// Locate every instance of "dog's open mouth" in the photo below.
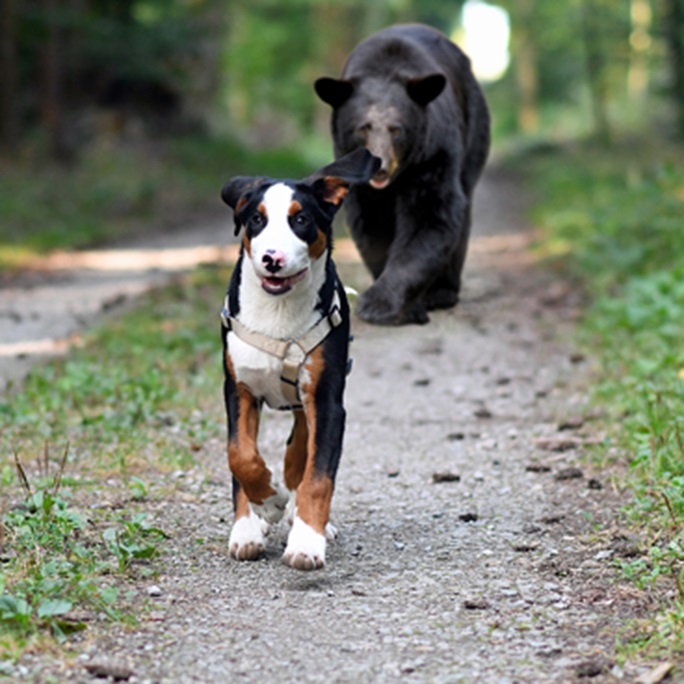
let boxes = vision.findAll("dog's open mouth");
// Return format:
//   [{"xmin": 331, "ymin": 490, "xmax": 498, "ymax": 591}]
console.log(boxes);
[{"xmin": 260, "ymin": 268, "xmax": 308, "ymax": 295}]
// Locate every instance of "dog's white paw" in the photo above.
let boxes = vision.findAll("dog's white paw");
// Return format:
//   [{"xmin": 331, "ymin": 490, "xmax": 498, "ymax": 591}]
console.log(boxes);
[
  {"xmin": 229, "ymin": 509, "xmax": 266, "ymax": 561},
  {"xmin": 252, "ymin": 482, "xmax": 289, "ymax": 524},
  {"xmin": 283, "ymin": 516, "xmax": 326, "ymax": 571}
]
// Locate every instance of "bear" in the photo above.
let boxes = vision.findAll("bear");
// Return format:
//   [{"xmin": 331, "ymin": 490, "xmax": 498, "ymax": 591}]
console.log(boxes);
[{"xmin": 315, "ymin": 23, "xmax": 491, "ymax": 325}]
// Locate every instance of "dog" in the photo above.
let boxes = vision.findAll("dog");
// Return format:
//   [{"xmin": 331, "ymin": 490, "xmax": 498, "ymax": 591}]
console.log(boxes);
[{"xmin": 219, "ymin": 149, "xmax": 380, "ymax": 570}]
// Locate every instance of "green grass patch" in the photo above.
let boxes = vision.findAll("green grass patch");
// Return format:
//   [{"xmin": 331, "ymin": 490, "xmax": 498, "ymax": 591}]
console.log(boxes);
[
  {"xmin": 525, "ymin": 136, "xmax": 684, "ymax": 658},
  {"xmin": 0, "ymin": 135, "xmax": 312, "ymax": 271},
  {"xmin": 0, "ymin": 264, "xmax": 231, "ymax": 653}
]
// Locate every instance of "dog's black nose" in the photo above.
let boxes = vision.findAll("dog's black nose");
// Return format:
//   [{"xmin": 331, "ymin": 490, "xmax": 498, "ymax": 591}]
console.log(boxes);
[{"xmin": 262, "ymin": 251, "xmax": 284, "ymax": 274}]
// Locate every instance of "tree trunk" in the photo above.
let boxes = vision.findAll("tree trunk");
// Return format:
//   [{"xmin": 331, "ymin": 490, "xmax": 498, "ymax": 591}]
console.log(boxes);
[
  {"xmin": 628, "ymin": 0, "xmax": 651, "ymax": 104},
  {"xmin": 0, "ymin": 0, "xmax": 19, "ymax": 151},
  {"xmin": 511, "ymin": 0, "xmax": 539, "ymax": 133},
  {"xmin": 580, "ymin": 0, "xmax": 612, "ymax": 144},
  {"xmin": 665, "ymin": 0, "xmax": 684, "ymax": 137},
  {"xmin": 42, "ymin": 0, "xmax": 70, "ymax": 161}
]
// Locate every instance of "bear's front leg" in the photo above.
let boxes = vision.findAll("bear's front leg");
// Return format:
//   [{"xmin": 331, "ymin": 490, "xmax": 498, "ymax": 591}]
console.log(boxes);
[
  {"xmin": 358, "ymin": 195, "xmax": 467, "ymax": 325},
  {"xmin": 357, "ymin": 283, "xmax": 429, "ymax": 325}
]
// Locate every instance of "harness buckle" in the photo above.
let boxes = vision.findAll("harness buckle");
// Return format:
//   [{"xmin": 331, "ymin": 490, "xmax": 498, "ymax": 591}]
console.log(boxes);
[{"xmin": 328, "ymin": 304, "xmax": 343, "ymax": 329}]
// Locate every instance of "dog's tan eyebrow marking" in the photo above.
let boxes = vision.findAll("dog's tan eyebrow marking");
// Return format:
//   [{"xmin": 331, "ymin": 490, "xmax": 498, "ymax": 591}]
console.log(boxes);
[
  {"xmin": 308, "ymin": 228, "xmax": 327, "ymax": 260},
  {"xmin": 236, "ymin": 197, "xmax": 249, "ymax": 214},
  {"xmin": 289, "ymin": 200, "xmax": 303, "ymax": 216},
  {"xmin": 258, "ymin": 202, "xmax": 268, "ymax": 218},
  {"xmin": 243, "ymin": 233, "xmax": 252, "ymax": 257}
]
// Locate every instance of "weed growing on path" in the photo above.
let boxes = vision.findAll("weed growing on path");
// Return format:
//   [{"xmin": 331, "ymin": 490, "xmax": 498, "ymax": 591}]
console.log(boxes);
[
  {"xmin": 0, "ymin": 265, "xmax": 231, "ymax": 654},
  {"xmin": 526, "ymin": 138, "xmax": 684, "ymax": 659}
]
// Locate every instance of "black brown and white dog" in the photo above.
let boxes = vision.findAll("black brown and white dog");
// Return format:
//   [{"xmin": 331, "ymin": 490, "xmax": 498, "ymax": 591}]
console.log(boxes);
[{"xmin": 219, "ymin": 149, "xmax": 380, "ymax": 570}]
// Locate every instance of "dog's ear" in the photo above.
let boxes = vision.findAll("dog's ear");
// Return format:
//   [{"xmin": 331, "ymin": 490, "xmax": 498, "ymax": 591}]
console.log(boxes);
[
  {"xmin": 308, "ymin": 149, "xmax": 382, "ymax": 207},
  {"xmin": 314, "ymin": 77, "xmax": 354, "ymax": 109},
  {"xmin": 406, "ymin": 73, "xmax": 446, "ymax": 106},
  {"xmin": 221, "ymin": 177, "xmax": 264, "ymax": 236}
]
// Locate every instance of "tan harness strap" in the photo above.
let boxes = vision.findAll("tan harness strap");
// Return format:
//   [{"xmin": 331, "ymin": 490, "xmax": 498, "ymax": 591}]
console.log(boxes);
[{"xmin": 222, "ymin": 290, "xmax": 343, "ymax": 409}]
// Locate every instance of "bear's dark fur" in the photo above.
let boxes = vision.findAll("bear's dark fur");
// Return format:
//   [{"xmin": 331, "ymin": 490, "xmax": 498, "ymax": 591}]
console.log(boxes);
[{"xmin": 315, "ymin": 24, "xmax": 490, "ymax": 325}]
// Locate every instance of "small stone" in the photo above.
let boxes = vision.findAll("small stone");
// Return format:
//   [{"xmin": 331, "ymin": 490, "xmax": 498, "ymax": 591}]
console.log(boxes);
[
  {"xmin": 587, "ymin": 478, "xmax": 603, "ymax": 490},
  {"xmin": 540, "ymin": 514, "xmax": 564, "ymax": 524},
  {"xmin": 447, "ymin": 432, "xmax": 465, "ymax": 441},
  {"xmin": 555, "ymin": 467, "xmax": 584, "ymax": 481},
  {"xmin": 526, "ymin": 463, "xmax": 551, "ymax": 473},
  {"xmin": 432, "ymin": 472, "xmax": 461, "ymax": 483},
  {"xmin": 147, "ymin": 585, "xmax": 162, "ymax": 597},
  {"xmin": 558, "ymin": 417, "xmax": 584, "ymax": 431},
  {"xmin": 576, "ymin": 659, "xmax": 610, "ymax": 677},
  {"xmin": 84, "ymin": 659, "xmax": 134, "ymax": 681},
  {"xmin": 463, "ymin": 599, "xmax": 490, "ymax": 610},
  {"xmin": 459, "ymin": 512, "xmax": 478, "ymax": 523}
]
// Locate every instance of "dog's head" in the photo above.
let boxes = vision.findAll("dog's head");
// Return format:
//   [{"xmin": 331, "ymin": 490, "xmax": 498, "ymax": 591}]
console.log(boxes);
[{"xmin": 221, "ymin": 149, "xmax": 380, "ymax": 296}]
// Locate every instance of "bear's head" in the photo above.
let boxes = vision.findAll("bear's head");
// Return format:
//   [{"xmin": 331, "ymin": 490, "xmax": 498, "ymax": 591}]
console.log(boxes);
[{"xmin": 315, "ymin": 74, "xmax": 446, "ymax": 190}]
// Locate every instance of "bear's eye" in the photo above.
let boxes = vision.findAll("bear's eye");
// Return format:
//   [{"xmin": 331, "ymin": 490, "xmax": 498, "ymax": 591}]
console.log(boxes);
[
  {"xmin": 357, "ymin": 123, "xmax": 372, "ymax": 136},
  {"xmin": 388, "ymin": 125, "xmax": 402, "ymax": 138}
]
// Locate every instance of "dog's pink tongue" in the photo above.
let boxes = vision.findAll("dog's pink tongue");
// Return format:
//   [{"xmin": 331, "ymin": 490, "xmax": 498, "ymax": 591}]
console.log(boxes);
[{"xmin": 260, "ymin": 268, "xmax": 308, "ymax": 294}]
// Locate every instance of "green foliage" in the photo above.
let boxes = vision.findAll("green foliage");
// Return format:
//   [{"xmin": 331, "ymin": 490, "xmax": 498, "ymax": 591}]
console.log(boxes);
[
  {"xmin": 0, "ymin": 269, "xmax": 227, "ymax": 454},
  {"xmin": 0, "ymin": 266, "xmax": 230, "ymax": 648},
  {"xmin": 1, "ymin": 487, "xmax": 128, "ymax": 642},
  {"xmin": 528, "ymin": 138, "xmax": 684, "ymax": 657},
  {"xmin": 103, "ymin": 514, "xmax": 169, "ymax": 573},
  {"xmin": 0, "ymin": 135, "xmax": 311, "ymax": 270}
]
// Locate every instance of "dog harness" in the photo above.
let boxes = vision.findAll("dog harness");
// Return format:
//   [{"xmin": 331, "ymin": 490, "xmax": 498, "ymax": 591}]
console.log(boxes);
[{"xmin": 221, "ymin": 291, "xmax": 344, "ymax": 410}]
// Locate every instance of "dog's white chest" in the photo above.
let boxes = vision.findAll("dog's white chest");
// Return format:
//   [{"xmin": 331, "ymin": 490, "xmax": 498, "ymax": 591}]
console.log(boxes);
[{"xmin": 228, "ymin": 333, "xmax": 310, "ymax": 409}]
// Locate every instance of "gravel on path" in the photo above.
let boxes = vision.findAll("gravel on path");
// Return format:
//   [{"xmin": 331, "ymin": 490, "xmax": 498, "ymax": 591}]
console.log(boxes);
[{"xmin": 3, "ymin": 169, "xmax": 653, "ymax": 683}]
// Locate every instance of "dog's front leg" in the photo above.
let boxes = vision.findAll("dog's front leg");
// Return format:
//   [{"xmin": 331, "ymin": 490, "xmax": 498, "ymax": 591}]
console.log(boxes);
[
  {"xmin": 283, "ymin": 347, "xmax": 345, "ymax": 571},
  {"xmin": 227, "ymin": 380, "xmax": 288, "ymax": 560}
]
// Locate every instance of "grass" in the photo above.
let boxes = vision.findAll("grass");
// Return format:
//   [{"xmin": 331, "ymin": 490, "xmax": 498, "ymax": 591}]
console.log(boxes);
[
  {"xmin": 0, "ymin": 134, "xmax": 317, "ymax": 654},
  {"xmin": 0, "ymin": 134, "xmax": 315, "ymax": 271},
  {"xmin": 524, "ymin": 135, "xmax": 684, "ymax": 658},
  {"xmin": 0, "ymin": 264, "xmax": 231, "ymax": 656}
]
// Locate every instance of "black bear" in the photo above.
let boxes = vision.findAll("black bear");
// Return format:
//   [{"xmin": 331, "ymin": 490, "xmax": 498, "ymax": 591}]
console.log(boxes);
[{"xmin": 315, "ymin": 23, "xmax": 490, "ymax": 325}]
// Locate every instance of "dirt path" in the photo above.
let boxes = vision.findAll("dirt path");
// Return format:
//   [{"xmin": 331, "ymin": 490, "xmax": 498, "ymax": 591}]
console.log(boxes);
[{"xmin": 5, "ymin": 169, "xmax": 651, "ymax": 682}]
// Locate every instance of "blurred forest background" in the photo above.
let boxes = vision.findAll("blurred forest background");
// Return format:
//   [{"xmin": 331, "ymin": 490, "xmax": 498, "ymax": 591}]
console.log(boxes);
[
  {"xmin": 0, "ymin": 0, "xmax": 683, "ymax": 257},
  {"xmin": 2, "ymin": 0, "xmax": 684, "ymax": 655}
]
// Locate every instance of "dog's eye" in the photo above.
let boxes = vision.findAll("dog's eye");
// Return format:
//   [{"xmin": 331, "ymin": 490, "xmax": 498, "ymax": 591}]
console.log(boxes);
[
  {"xmin": 357, "ymin": 123, "xmax": 372, "ymax": 136},
  {"xmin": 388, "ymin": 125, "xmax": 402, "ymax": 138},
  {"xmin": 249, "ymin": 213, "xmax": 266, "ymax": 229},
  {"xmin": 293, "ymin": 214, "xmax": 310, "ymax": 228}
]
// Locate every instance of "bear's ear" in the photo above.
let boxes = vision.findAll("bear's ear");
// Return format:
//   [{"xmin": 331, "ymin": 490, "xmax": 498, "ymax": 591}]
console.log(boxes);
[
  {"xmin": 406, "ymin": 73, "xmax": 447, "ymax": 106},
  {"xmin": 315, "ymin": 77, "xmax": 355, "ymax": 108},
  {"xmin": 308, "ymin": 149, "xmax": 382, "ymax": 207},
  {"xmin": 221, "ymin": 177, "xmax": 264, "ymax": 236}
]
